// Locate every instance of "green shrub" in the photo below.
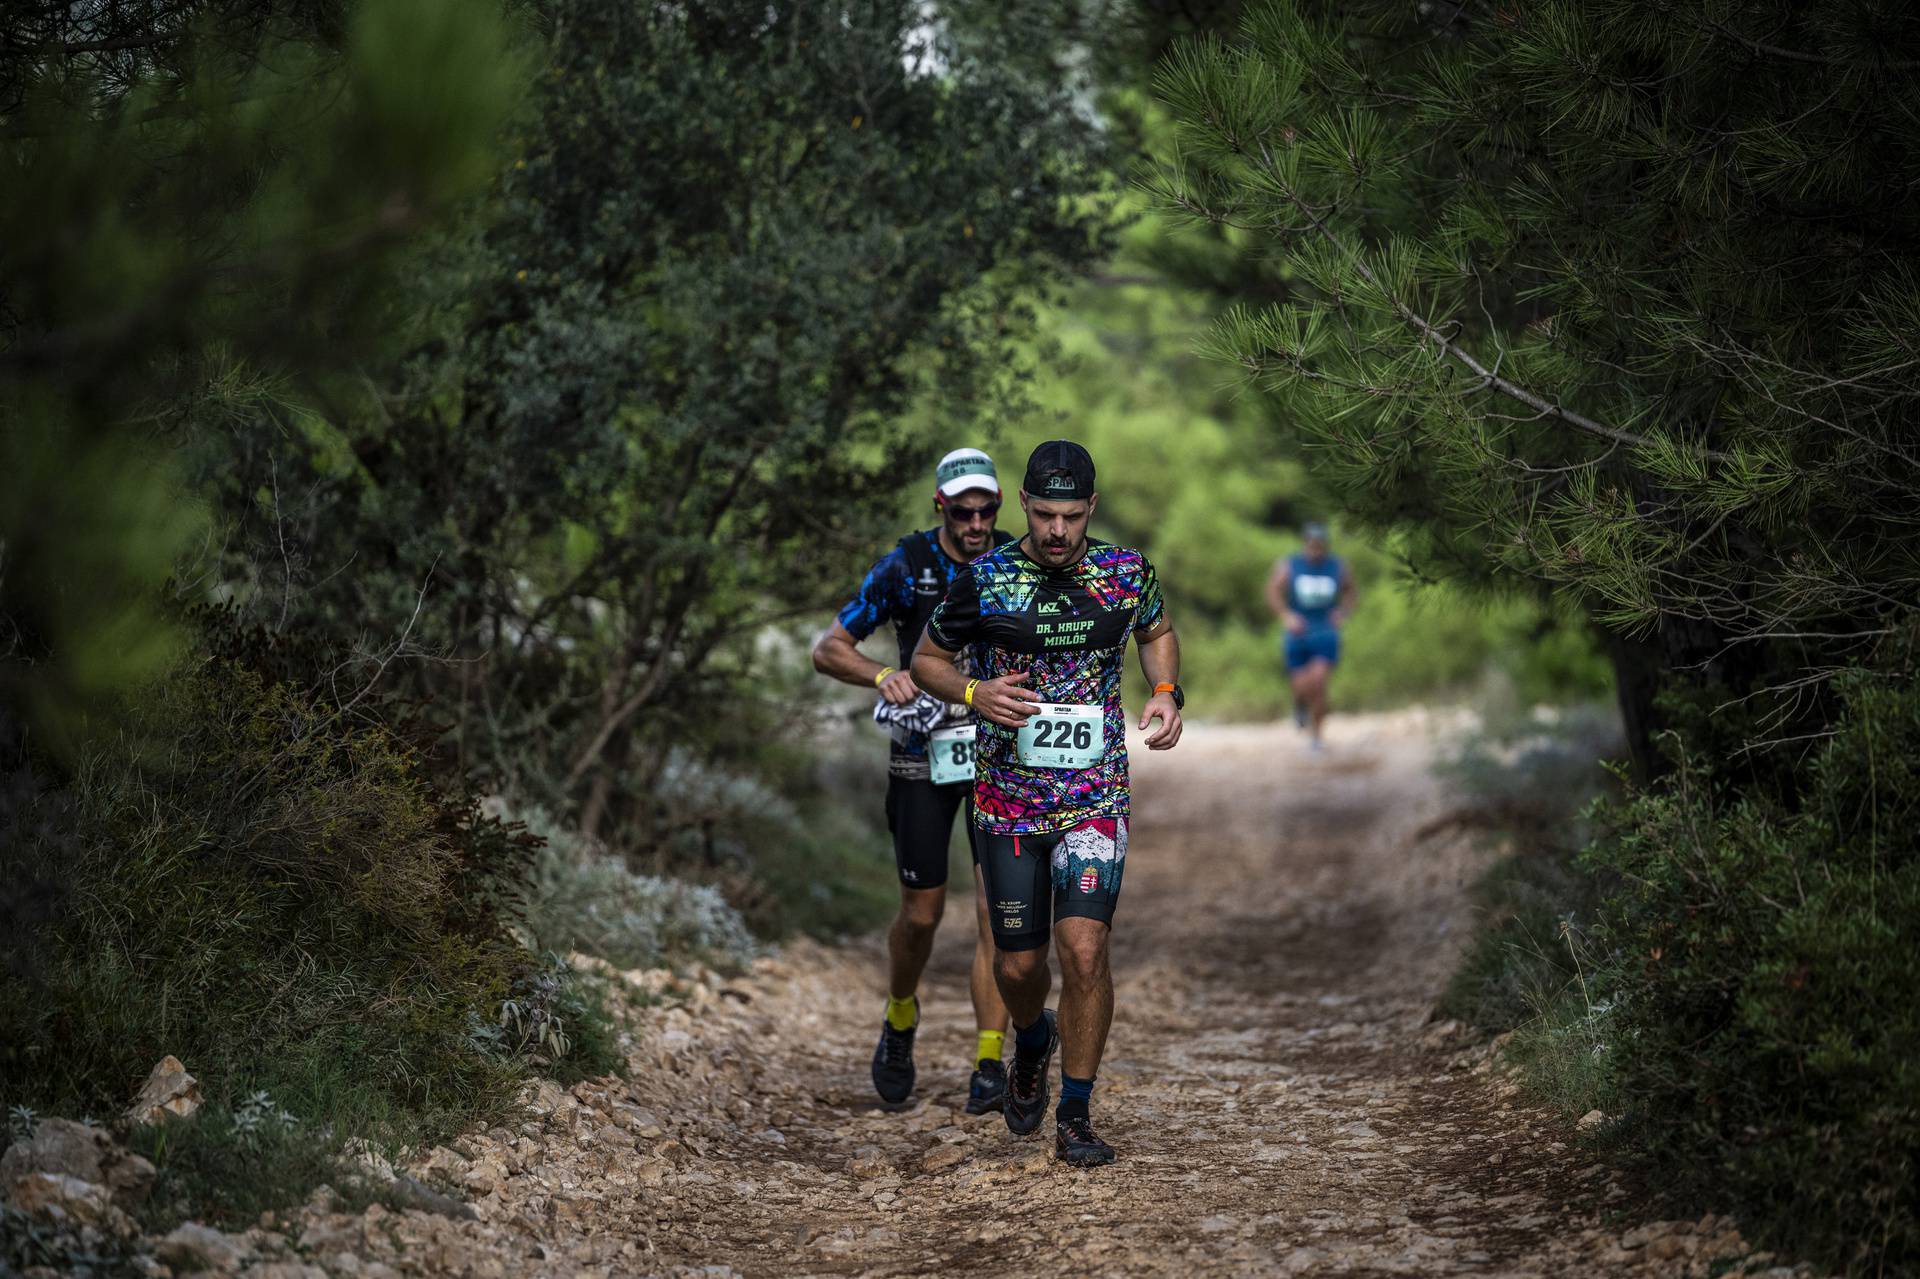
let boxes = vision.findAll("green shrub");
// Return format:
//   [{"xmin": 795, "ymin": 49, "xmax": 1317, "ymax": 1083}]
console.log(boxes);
[
  {"xmin": 127, "ymin": 1093, "xmax": 399, "ymax": 1232},
  {"xmin": 634, "ymin": 715, "xmax": 900, "ymax": 943},
  {"xmin": 521, "ymin": 808, "xmax": 759, "ymax": 972},
  {"xmin": 0, "ymin": 654, "xmax": 524, "ymax": 1125},
  {"xmin": 722, "ymin": 795, "xmax": 901, "ymax": 942},
  {"xmin": 1440, "ymin": 702, "xmax": 1623, "ymax": 1033},
  {"xmin": 1442, "ymin": 847, "xmax": 1608, "ymax": 1036},
  {"xmin": 1584, "ymin": 674, "xmax": 1920, "ymax": 1272},
  {"xmin": 0, "ymin": 636, "xmax": 618, "ymax": 1224}
]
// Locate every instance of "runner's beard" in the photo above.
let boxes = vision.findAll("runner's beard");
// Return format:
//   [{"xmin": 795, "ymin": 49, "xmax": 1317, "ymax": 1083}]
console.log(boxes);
[
  {"xmin": 952, "ymin": 525, "xmax": 990, "ymax": 555},
  {"xmin": 1032, "ymin": 534, "xmax": 1084, "ymax": 567}
]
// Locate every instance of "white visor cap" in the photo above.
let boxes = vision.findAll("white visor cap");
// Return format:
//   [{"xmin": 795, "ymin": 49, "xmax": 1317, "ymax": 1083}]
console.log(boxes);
[{"xmin": 935, "ymin": 447, "xmax": 1000, "ymax": 498}]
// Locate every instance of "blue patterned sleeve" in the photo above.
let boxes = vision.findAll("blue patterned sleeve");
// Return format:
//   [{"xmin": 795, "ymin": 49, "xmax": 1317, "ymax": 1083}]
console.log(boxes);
[
  {"xmin": 835, "ymin": 546, "xmax": 910, "ymax": 641},
  {"xmin": 926, "ymin": 565, "xmax": 982, "ymax": 651}
]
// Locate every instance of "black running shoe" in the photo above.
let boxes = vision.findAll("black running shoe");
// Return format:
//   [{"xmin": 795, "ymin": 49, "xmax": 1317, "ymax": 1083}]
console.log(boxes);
[
  {"xmin": 1003, "ymin": 1009, "xmax": 1058, "ymax": 1136},
  {"xmin": 871, "ymin": 1020, "xmax": 916, "ymax": 1105},
  {"xmin": 1055, "ymin": 1113, "xmax": 1116, "ymax": 1167},
  {"xmin": 964, "ymin": 1059, "xmax": 1007, "ymax": 1115}
]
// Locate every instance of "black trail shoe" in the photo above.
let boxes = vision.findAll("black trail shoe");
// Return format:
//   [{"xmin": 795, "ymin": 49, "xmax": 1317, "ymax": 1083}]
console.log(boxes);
[
  {"xmin": 1003, "ymin": 1009, "xmax": 1058, "ymax": 1136},
  {"xmin": 1055, "ymin": 1113, "xmax": 1116, "ymax": 1167},
  {"xmin": 964, "ymin": 1059, "xmax": 1007, "ymax": 1115},
  {"xmin": 871, "ymin": 1020, "xmax": 916, "ymax": 1105}
]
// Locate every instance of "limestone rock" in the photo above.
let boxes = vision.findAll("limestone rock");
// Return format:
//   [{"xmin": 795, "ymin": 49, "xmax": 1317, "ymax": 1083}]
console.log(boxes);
[
  {"xmin": 1575, "ymin": 1109, "xmax": 1607, "ymax": 1133},
  {"xmin": 845, "ymin": 1149, "xmax": 891, "ymax": 1179},
  {"xmin": 5, "ymin": 1171, "xmax": 136, "ymax": 1235},
  {"xmin": 420, "ymin": 1145, "xmax": 471, "ymax": 1183},
  {"xmin": 388, "ymin": 1172, "xmax": 479, "ymax": 1221},
  {"xmin": 0, "ymin": 1117, "xmax": 155, "ymax": 1206},
  {"xmin": 921, "ymin": 1144, "xmax": 967, "ymax": 1173},
  {"xmin": 239, "ymin": 1264, "xmax": 329, "ymax": 1279},
  {"xmin": 341, "ymin": 1138, "xmax": 395, "ymax": 1181},
  {"xmin": 126, "ymin": 1055, "xmax": 201, "ymax": 1128},
  {"xmin": 156, "ymin": 1221, "xmax": 252, "ymax": 1272}
]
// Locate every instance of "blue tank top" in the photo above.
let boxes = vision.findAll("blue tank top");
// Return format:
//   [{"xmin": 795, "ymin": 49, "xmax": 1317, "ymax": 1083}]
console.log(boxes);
[{"xmin": 1286, "ymin": 553, "xmax": 1343, "ymax": 627}]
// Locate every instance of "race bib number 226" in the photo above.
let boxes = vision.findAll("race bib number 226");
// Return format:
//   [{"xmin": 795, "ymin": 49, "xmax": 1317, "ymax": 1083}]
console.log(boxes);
[{"xmin": 1016, "ymin": 703, "xmax": 1105, "ymax": 769}]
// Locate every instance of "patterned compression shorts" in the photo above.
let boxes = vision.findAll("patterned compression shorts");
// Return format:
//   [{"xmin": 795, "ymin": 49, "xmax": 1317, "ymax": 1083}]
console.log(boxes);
[{"xmin": 975, "ymin": 816, "xmax": 1127, "ymax": 951}]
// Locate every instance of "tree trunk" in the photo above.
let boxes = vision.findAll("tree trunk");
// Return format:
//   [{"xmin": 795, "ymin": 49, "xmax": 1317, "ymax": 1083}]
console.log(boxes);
[{"xmin": 1601, "ymin": 627, "xmax": 1666, "ymax": 785}]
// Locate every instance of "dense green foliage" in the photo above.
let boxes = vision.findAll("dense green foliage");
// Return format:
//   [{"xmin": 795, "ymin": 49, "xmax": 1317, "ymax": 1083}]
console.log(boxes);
[
  {"xmin": 521, "ymin": 806, "xmax": 762, "ymax": 972},
  {"xmin": 0, "ymin": 0, "xmax": 548, "ymax": 1224},
  {"xmin": 194, "ymin": 0, "xmax": 1112, "ymax": 847},
  {"xmin": 0, "ymin": 627, "xmax": 609, "ymax": 1223},
  {"xmin": 0, "ymin": 0, "xmax": 1104, "ymax": 1228},
  {"xmin": 1438, "ymin": 703, "xmax": 1623, "ymax": 1036},
  {"xmin": 1584, "ymin": 672, "xmax": 1920, "ymax": 1269},
  {"xmin": 1151, "ymin": 1, "xmax": 1920, "ymax": 765},
  {"xmin": 1151, "ymin": 3, "xmax": 1920, "ymax": 1268},
  {"xmin": 1000, "ymin": 211, "xmax": 1611, "ymax": 716},
  {"xmin": 0, "ymin": 0, "xmax": 520, "ymax": 749},
  {"xmin": 1457, "ymin": 671, "xmax": 1920, "ymax": 1270}
]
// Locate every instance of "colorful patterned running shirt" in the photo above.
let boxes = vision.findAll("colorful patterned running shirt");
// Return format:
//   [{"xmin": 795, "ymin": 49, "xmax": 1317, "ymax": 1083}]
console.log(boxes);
[
  {"xmin": 836, "ymin": 527, "xmax": 1013, "ymax": 779},
  {"xmin": 926, "ymin": 538, "xmax": 1165, "ymax": 835}
]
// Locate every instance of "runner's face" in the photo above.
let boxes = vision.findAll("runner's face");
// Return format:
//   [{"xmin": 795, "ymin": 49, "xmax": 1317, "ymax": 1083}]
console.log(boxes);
[
  {"xmin": 1305, "ymin": 534, "xmax": 1329, "ymax": 559},
  {"xmin": 940, "ymin": 491, "xmax": 1000, "ymax": 555},
  {"xmin": 1020, "ymin": 492, "xmax": 1095, "ymax": 567}
]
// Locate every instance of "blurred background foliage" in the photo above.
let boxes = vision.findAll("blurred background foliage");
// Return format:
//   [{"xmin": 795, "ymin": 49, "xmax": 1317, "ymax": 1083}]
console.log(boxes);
[{"xmin": 973, "ymin": 183, "xmax": 1613, "ymax": 718}]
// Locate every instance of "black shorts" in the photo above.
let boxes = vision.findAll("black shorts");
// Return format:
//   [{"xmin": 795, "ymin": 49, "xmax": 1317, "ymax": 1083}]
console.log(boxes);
[
  {"xmin": 884, "ymin": 775, "xmax": 980, "ymax": 889},
  {"xmin": 975, "ymin": 817, "xmax": 1128, "ymax": 952}
]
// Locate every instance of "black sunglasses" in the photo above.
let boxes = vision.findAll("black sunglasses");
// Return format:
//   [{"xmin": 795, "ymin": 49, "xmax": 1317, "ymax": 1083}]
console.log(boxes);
[{"xmin": 945, "ymin": 501, "xmax": 1001, "ymax": 522}]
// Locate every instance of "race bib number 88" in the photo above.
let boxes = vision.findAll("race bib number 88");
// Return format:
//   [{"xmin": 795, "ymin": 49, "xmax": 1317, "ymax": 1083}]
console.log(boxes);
[
  {"xmin": 928, "ymin": 724, "xmax": 976, "ymax": 786},
  {"xmin": 1016, "ymin": 703, "xmax": 1105, "ymax": 770}
]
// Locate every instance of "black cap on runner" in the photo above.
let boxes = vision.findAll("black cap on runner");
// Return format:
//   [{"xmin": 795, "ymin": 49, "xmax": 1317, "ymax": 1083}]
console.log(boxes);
[{"xmin": 1022, "ymin": 440, "xmax": 1096, "ymax": 502}]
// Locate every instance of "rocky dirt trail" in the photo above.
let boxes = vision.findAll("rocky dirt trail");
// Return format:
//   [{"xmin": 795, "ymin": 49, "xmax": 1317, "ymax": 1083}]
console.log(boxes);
[{"xmin": 58, "ymin": 714, "xmax": 1813, "ymax": 1278}]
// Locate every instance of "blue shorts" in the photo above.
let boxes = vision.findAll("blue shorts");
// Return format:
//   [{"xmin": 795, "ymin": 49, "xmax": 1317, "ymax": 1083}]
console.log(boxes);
[{"xmin": 1285, "ymin": 626, "xmax": 1340, "ymax": 672}]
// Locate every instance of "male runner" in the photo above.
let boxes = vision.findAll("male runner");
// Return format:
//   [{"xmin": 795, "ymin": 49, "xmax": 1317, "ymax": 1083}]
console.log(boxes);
[
  {"xmin": 812, "ymin": 447, "xmax": 1013, "ymax": 1113},
  {"xmin": 911, "ymin": 440, "xmax": 1183, "ymax": 1167},
  {"xmin": 1265, "ymin": 521, "xmax": 1354, "ymax": 752}
]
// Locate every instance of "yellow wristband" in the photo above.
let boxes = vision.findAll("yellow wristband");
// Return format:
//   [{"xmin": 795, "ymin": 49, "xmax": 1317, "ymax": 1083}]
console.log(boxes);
[
  {"xmin": 964, "ymin": 678, "xmax": 980, "ymax": 708},
  {"xmin": 874, "ymin": 666, "xmax": 896, "ymax": 687}
]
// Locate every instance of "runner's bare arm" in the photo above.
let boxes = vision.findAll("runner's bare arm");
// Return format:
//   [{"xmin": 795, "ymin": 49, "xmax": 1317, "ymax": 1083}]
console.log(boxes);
[
  {"xmin": 911, "ymin": 630, "xmax": 1038, "ymax": 729},
  {"xmin": 1135, "ymin": 619, "xmax": 1183, "ymax": 750},
  {"xmin": 812, "ymin": 621, "xmax": 918, "ymax": 705},
  {"xmin": 1265, "ymin": 560, "xmax": 1290, "ymax": 618},
  {"xmin": 1333, "ymin": 571, "xmax": 1358, "ymax": 627}
]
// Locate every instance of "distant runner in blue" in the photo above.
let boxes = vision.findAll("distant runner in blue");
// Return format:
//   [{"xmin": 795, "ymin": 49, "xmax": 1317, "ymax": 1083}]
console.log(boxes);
[{"xmin": 1266, "ymin": 522, "xmax": 1355, "ymax": 752}]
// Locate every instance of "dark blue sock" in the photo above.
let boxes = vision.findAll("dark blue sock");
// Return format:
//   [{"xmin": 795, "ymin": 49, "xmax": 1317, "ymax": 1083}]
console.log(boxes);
[
  {"xmin": 1014, "ymin": 1014, "xmax": 1051, "ymax": 1056},
  {"xmin": 1057, "ymin": 1072, "xmax": 1095, "ymax": 1121}
]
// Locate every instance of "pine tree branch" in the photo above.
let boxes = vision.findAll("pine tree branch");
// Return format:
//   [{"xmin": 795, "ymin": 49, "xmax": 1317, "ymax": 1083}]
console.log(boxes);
[
  {"xmin": 61, "ymin": 33, "xmax": 180, "ymax": 56},
  {"xmin": 1703, "ymin": 20, "xmax": 1920, "ymax": 72},
  {"xmin": 0, "ymin": 206, "xmax": 420, "ymax": 376},
  {"xmin": 1247, "ymin": 139, "xmax": 1726, "ymax": 462}
]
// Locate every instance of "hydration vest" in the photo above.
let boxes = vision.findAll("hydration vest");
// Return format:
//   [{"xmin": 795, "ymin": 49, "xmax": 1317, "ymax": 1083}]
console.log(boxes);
[{"xmin": 890, "ymin": 530, "xmax": 959, "ymax": 671}]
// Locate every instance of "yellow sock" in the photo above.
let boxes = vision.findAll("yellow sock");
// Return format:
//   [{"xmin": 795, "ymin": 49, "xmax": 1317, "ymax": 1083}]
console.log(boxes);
[
  {"xmin": 975, "ymin": 1029, "xmax": 1005, "ymax": 1065},
  {"xmin": 885, "ymin": 995, "xmax": 918, "ymax": 1031}
]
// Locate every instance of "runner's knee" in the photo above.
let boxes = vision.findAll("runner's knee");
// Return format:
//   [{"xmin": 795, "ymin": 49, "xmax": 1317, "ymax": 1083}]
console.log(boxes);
[
  {"xmin": 897, "ymin": 887, "xmax": 945, "ymax": 932},
  {"xmin": 1054, "ymin": 929, "xmax": 1109, "ymax": 989},
  {"xmin": 994, "ymin": 945, "xmax": 1047, "ymax": 985}
]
